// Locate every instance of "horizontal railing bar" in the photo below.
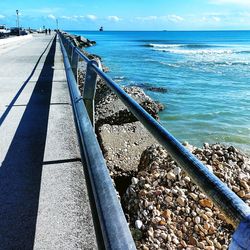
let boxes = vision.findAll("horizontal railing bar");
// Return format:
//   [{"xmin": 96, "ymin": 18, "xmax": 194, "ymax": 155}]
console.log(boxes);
[
  {"xmin": 59, "ymin": 34, "xmax": 136, "ymax": 250},
  {"xmin": 60, "ymin": 31, "xmax": 250, "ymax": 227},
  {"xmin": 75, "ymin": 47, "xmax": 91, "ymax": 62},
  {"xmin": 90, "ymin": 62, "xmax": 250, "ymax": 228}
]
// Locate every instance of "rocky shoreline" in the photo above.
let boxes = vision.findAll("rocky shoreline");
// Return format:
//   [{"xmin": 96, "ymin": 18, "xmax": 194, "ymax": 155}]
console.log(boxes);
[
  {"xmin": 124, "ymin": 143, "xmax": 249, "ymax": 249},
  {"xmin": 62, "ymin": 32, "xmax": 96, "ymax": 48},
  {"xmin": 67, "ymin": 33, "xmax": 250, "ymax": 249}
]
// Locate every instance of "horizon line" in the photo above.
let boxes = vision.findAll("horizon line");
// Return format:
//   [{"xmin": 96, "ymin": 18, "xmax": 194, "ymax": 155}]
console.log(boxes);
[{"xmin": 65, "ymin": 29, "xmax": 250, "ymax": 32}]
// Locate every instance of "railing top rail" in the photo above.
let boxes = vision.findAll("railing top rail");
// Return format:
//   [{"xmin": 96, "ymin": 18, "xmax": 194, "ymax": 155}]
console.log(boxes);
[
  {"xmin": 59, "ymin": 32, "xmax": 250, "ymax": 246},
  {"xmin": 75, "ymin": 47, "xmax": 90, "ymax": 62},
  {"xmin": 59, "ymin": 33, "xmax": 136, "ymax": 250},
  {"xmin": 90, "ymin": 61, "xmax": 250, "ymax": 226}
]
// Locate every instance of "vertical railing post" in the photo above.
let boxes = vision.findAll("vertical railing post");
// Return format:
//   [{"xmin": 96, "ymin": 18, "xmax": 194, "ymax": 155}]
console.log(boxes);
[
  {"xmin": 70, "ymin": 45, "xmax": 74, "ymax": 61},
  {"xmin": 71, "ymin": 47, "xmax": 79, "ymax": 84},
  {"xmin": 83, "ymin": 58, "xmax": 102, "ymax": 127},
  {"xmin": 229, "ymin": 215, "xmax": 250, "ymax": 249},
  {"xmin": 66, "ymin": 39, "xmax": 70, "ymax": 54}
]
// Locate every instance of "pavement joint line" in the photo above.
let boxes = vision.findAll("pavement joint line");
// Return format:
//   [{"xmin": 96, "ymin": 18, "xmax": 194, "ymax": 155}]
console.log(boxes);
[
  {"xmin": 0, "ymin": 35, "xmax": 55, "ymax": 127},
  {"xmin": 43, "ymin": 158, "xmax": 82, "ymax": 165},
  {"xmin": 0, "ymin": 34, "xmax": 98, "ymax": 249},
  {"xmin": 29, "ymin": 80, "xmax": 67, "ymax": 83},
  {"xmin": 5, "ymin": 103, "xmax": 72, "ymax": 107}
]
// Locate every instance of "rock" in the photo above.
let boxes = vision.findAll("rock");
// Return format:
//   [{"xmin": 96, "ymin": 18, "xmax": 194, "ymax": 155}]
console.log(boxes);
[
  {"xmin": 131, "ymin": 177, "xmax": 139, "ymax": 185},
  {"xmin": 138, "ymin": 144, "xmax": 169, "ymax": 172},
  {"xmin": 199, "ymin": 198, "xmax": 213, "ymax": 208},
  {"xmin": 205, "ymin": 247, "xmax": 215, "ymax": 250},
  {"xmin": 135, "ymin": 219, "xmax": 143, "ymax": 229},
  {"xmin": 161, "ymin": 209, "xmax": 172, "ymax": 219},
  {"xmin": 189, "ymin": 236, "xmax": 198, "ymax": 246},
  {"xmin": 167, "ymin": 171, "xmax": 176, "ymax": 180},
  {"xmin": 74, "ymin": 38, "xmax": 250, "ymax": 250},
  {"xmin": 95, "ymin": 86, "xmax": 164, "ymax": 128},
  {"xmin": 145, "ymin": 86, "xmax": 168, "ymax": 93},
  {"xmin": 123, "ymin": 143, "xmax": 249, "ymax": 249},
  {"xmin": 177, "ymin": 196, "xmax": 186, "ymax": 206},
  {"xmin": 172, "ymin": 238, "xmax": 179, "ymax": 245},
  {"xmin": 237, "ymin": 190, "xmax": 246, "ymax": 198},
  {"xmin": 195, "ymin": 216, "xmax": 201, "ymax": 224},
  {"xmin": 180, "ymin": 240, "xmax": 187, "ymax": 247},
  {"xmin": 63, "ymin": 32, "xmax": 96, "ymax": 48},
  {"xmin": 189, "ymin": 193, "xmax": 198, "ymax": 201},
  {"xmin": 147, "ymin": 227, "xmax": 154, "ymax": 238},
  {"xmin": 173, "ymin": 166, "xmax": 182, "ymax": 175},
  {"xmin": 98, "ymin": 122, "xmax": 156, "ymax": 176},
  {"xmin": 198, "ymin": 242, "xmax": 206, "ymax": 248},
  {"xmin": 160, "ymin": 232, "xmax": 168, "ymax": 240}
]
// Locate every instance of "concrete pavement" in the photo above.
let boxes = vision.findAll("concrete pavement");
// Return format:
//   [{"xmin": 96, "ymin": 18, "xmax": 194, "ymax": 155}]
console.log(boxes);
[{"xmin": 0, "ymin": 34, "xmax": 98, "ymax": 249}]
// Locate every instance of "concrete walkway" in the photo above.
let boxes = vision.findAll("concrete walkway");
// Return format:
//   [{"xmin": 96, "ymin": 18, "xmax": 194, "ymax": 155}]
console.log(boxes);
[{"xmin": 0, "ymin": 34, "xmax": 98, "ymax": 249}]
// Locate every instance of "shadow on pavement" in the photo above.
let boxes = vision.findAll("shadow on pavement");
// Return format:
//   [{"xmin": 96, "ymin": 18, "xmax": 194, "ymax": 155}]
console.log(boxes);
[
  {"xmin": 0, "ymin": 36, "xmax": 54, "ymax": 127},
  {"xmin": 0, "ymin": 36, "xmax": 56, "ymax": 249}
]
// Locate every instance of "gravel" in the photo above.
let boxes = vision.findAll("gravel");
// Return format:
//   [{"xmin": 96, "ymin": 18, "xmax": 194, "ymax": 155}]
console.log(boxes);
[
  {"xmin": 123, "ymin": 143, "xmax": 250, "ymax": 249},
  {"xmin": 76, "ymin": 46, "xmax": 250, "ymax": 250}
]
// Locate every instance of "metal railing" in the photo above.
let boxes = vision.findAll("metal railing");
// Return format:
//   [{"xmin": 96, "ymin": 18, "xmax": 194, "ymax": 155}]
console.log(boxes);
[
  {"xmin": 58, "ymin": 32, "xmax": 250, "ymax": 248},
  {"xmin": 59, "ymin": 34, "xmax": 136, "ymax": 250}
]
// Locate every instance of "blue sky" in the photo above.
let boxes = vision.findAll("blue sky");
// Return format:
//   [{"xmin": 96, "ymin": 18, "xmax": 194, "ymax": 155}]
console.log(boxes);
[{"xmin": 1, "ymin": 0, "xmax": 250, "ymax": 30}]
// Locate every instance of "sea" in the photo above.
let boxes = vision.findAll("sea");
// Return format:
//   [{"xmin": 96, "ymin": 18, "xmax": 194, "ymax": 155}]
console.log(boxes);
[{"xmin": 68, "ymin": 30, "xmax": 250, "ymax": 155}]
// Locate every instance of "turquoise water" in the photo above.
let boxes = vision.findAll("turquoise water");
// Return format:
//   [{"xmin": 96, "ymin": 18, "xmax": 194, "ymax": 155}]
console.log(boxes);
[{"xmin": 69, "ymin": 30, "xmax": 250, "ymax": 154}]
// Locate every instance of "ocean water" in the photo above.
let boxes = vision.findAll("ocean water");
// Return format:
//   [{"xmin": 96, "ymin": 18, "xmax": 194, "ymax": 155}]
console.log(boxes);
[{"xmin": 69, "ymin": 30, "xmax": 250, "ymax": 155}]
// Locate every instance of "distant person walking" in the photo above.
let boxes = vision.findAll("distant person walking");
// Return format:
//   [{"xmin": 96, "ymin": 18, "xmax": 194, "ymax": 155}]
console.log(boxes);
[
  {"xmin": 45, "ymin": 29, "xmax": 47, "ymax": 35},
  {"xmin": 48, "ymin": 29, "xmax": 51, "ymax": 35}
]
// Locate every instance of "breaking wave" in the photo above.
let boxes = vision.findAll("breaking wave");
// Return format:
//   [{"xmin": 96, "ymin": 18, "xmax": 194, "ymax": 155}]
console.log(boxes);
[
  {"xmin": 154, "ymin": 48, "xmax": 234, "ymax": 55},
  {"xmin": 145, "ymin": 43, "xmax": 218, "ymax": 49},
  {"xmin": 145, "ymin": 43, "xmax": 250, "ymax": 55}
]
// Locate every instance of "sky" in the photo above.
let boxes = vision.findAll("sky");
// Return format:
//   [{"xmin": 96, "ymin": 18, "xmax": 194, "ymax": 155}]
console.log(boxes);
[{"xmin": 1, "ymin": 0, "xmax": 250, "ymax": 30}]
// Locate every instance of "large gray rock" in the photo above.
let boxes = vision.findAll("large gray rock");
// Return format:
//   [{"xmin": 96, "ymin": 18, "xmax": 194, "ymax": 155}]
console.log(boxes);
[
  {"xmin": 98, "ymin": 122, "xmax": 156, "ymax": 177},
  {"xmin": 63, "ymin": 33, "xmax": 96, "ymax": 48},
  {"xmin": 95, "ymin": 86, "xmax": 163, "ymax": 128}
]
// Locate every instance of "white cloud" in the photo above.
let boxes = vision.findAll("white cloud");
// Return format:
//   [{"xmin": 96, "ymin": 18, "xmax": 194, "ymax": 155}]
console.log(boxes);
[
  {"xmin": 85, "ymin": 14, "xmax": 97, "ymax": 21},
  {"xmin": 60, "ymin": 15, "xmax": 97, "ymax": 21},
  {"xmin": 135, "ymin": 15, "xmax": 184, "ymax": 23},
  {"xmin": 167, "ymin": 15, "xmax": 184, "ymax": 22},
  {"xmin": 107, "ymin": 16, "xmax": 122, "ymax": 22},
  {"xmin": 48, "ymin": 14, "xmax": 56, "ymax": 20},
  {"xmin": 210, "ymin": 0, "xmax": 250, "ymax": 6},
  {"xmin": 0, "ymin": 14, "xmax": 5, "ymax": 19}
]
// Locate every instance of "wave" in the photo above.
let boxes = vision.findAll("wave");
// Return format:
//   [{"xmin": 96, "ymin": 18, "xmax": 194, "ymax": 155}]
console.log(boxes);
[
  {"xmin": 145, "ymin": 43, "xmax": 182, "ymax": 48},
  {"xmin": 113, "ymin": 76, "xmax": 127, "ymax": 83},
  {"xmin": 153, "ymin": 60, "xmax": 250, "ymax": 69},
  {"xmin": 153, "ymin": 48, "xmax": 234, "ymax": 55},
  {"xmin": 236, "ymin": 50, "xmax": 250, "ymax": 54},
  {"xmin": 114, "ymin": 76, "xmax": 126, "ymax": 80},
  {"xmin": 215, "ymin": 61, "xmax": 250, "ymax": 66},
  {"xmin": 145, "ymin": 43, "xmax": 218, "ymax": 49},
  {"xmin": 145, "ymin": 43, "xmax": 250, "ymax": 55}
]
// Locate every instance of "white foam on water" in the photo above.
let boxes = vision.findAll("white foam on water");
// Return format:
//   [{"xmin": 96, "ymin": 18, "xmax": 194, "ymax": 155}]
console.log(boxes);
[
  {"xmin": 153, "ymin": 48, "xmax": 234, "ymax": 55},
  {"xmin": 149, "ymin": 43, "xmax": 181, "ymax": 48}
]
